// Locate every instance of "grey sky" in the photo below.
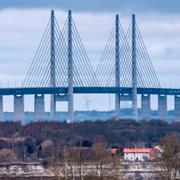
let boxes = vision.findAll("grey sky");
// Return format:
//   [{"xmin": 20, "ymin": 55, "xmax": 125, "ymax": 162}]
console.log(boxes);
[
  {"xmin": 0, "ymin": 0, "xmax": 180, "ymax": 13},
  {"xmin": 0, "ymin": 1, "xmax": 179, "ymax": 111}
]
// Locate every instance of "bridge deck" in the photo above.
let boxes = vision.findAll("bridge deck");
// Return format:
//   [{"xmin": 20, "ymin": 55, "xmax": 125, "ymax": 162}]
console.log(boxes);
[{"xmin": 0, "ymin": 87, "xmax": 180, "ymax": 96}]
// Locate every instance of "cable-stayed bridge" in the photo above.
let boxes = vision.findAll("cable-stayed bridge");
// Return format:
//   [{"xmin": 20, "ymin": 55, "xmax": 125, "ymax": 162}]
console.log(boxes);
[{"xmin": 0, "ymin": 10, "xmax": 179, "ymax": 123}]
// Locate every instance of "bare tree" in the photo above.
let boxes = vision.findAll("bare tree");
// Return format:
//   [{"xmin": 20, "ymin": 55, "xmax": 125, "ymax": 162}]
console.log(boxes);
[
  {"xmin": 49, "ymin": 146, "xmax": 75, "ymax": 179},
  {"xmin": 48, "ymin": 145, "xmax": 62, "ymax": 180},
  {"xmin": 156, "ymin": 133, "xmax": 180, "ymax": 180},
  {"xmin": 48, "ymin": 145, "xmax": 88, "ymax": 180},
  {"xmin": 111, "ymin": 153, "xmax": 124, "ymax": 180},
  {"xmin": 48, "ymin": 143, "xmax": 124, "ymax": 180},
  {"xmin": 91, "ymin": 142, "xmax": 113, "ymax": 179},
  {"xmin": 71, "ymin": 146, "xmax": 90, "ymax": 180},
  {"xmin": 0, "ymin": 148, "xmax": 17, "ymax": 162}
]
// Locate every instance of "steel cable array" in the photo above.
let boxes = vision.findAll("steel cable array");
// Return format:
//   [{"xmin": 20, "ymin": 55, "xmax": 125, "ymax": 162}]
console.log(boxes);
[
  {"xmin": 23, "ymin": 13, "xmax": 160, "ymax": 89},
  {"xmin": 23, "ymin": 15, "xmax": 98, "ymax": 88},
  {"xmin": 96, "ymin": 17, "xmax": 161, "ymax": 88}
]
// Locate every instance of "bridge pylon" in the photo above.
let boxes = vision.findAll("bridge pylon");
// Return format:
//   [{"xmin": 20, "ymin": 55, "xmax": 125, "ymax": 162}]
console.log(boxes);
[
  {"xmin": 131, "ymin": 14, "xmax": 138, "ymax": 121},
  {"xmin": 50, "ymin": 10, "xmax": 56, "ymax": 121},
  {"xmin": 115, "ymin": 14, "xmax": 121, "ymax": 120},
  {"xmin": 67, "ymin": 10, "xmax": 74, "ymax": 123}
]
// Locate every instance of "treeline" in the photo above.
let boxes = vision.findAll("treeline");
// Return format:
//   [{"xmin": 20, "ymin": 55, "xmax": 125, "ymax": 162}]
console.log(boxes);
[
  {"xmin": 0, "ymin": 119, "xmax": 179, "ymax": 179},
  {"xmin": 0, "ymin": 119, "xmax": 179, "ymax": 146},
  {"xmin": 0, "ymin": 119, "xmax": 179, "ymax": 162}
]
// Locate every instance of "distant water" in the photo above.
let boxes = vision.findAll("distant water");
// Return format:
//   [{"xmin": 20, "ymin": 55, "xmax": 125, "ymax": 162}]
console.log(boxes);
[
  {"xmin": 3, "ymin": 112, "xmax": 115, "ymax": 123},
  {"xmin": 2, "ymin": 110, "xmax": 174, "ymax": 124}
]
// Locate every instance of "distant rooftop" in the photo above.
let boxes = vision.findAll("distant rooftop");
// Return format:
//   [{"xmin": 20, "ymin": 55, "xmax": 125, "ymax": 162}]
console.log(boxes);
[{"xmin": 124, "ymin": 148, "xmax": 154, "ymax": 153}]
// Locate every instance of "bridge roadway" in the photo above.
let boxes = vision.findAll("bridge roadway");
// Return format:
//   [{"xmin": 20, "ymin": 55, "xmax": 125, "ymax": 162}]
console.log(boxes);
[{"xmin": 0, "ymin": 87, "xmax": 180, "ymax": 96}]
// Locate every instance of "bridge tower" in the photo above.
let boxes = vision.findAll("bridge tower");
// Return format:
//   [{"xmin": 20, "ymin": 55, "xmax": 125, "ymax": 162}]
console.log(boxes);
[
  {"xmin": 68, "ymin": 10, "xmax": 74, "ymax": 122},
  {"xmin": 115, "ymin": 14, "xmax": 121, "ymax": 120},
  {"xmin": 132, "ymin": 14, "xmax": 138, "ymax": 120},
  {"xmin": 50, "ymin": 10, "xmax": 56, "ymax": 120}
]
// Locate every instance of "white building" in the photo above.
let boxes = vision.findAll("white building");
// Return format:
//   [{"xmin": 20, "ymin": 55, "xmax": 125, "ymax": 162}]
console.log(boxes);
[{"xmin": 123, "ymin": 148, "xmax": 155, "ymax": 161}]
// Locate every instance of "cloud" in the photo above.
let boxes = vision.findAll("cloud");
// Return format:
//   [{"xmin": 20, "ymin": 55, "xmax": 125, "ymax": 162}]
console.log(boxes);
[
  {"xmin": 0, "ymin": 0, "xmax": 180, "ymax": 14},
  {"xmin": 0, "ymin": 9, "xmax": 180, "ymax": 85}
]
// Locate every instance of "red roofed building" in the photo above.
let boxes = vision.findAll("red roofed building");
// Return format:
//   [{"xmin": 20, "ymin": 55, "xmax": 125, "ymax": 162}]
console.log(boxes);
[
  {"xmin": 111, "ymin": 148, "xmax": 118, "ymax": 154},
  {"xmin": 123, "ymin": 148, "xmax": 155, "ymax": 161}
]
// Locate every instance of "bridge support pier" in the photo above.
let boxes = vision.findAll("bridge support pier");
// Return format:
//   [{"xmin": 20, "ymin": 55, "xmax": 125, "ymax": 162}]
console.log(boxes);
[
  {"xmin": 14, "ymin": 95, "xmax": 24, "ymax": 123},
  {"xmin": 174, "ymin": 95, "xmax": 180, "ymax": 121},
  {"xmin": 158, "ymin": 94, "xmax": 167, "ymax": 120},
  {"xmin": 0, "ymin": 96, "xmax": 3, "ymax": 121},
  {"xmin": 56, "ymin": 94, "xmax": 68, "ymax": 120},
  {"xmin": 141, "ymin": 94, "xmax": 150, "ymax": 120},
  {"xmin": 115, "ymin": 94, "xmax": 121, "ymax": 119},
  {"xmin": 35, "ymin": 94, "xmax": 45, "ymax": 121},
  {"xmin": 50, "ymin": 94, "xmax": 56, "ymax": 121}
]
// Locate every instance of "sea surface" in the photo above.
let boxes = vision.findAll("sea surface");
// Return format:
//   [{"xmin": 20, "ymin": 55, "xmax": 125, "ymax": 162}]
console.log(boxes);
[{"xmin": 1, "ymin": 110, "xmax": 174, "ymax": 124}]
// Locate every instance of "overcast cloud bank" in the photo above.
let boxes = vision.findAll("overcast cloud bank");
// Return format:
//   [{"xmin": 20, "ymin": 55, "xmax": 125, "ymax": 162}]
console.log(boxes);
[
  {"xmin": 0, "ymin": 0, "xmax": 180, "ymax": 14},
  {"xmin": 0, "ymin": 0, "xmax": 179, "ymax": 111}
]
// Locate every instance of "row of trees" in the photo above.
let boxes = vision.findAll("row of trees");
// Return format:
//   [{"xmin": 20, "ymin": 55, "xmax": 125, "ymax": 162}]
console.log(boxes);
[
  {"xmin": 48, "ymin": 142, "xmax": 122, "ymax": 180},
  {"xmin": 0, "ymin": 120, "xmax": 179, "ymax": 179},
  {"xmin": 46, "ymin": 134, "xmax": 180, "ymax": 180},
  {"xmin": 0, "ymin": 119, "xmax": 179, "ymax": 148}
]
